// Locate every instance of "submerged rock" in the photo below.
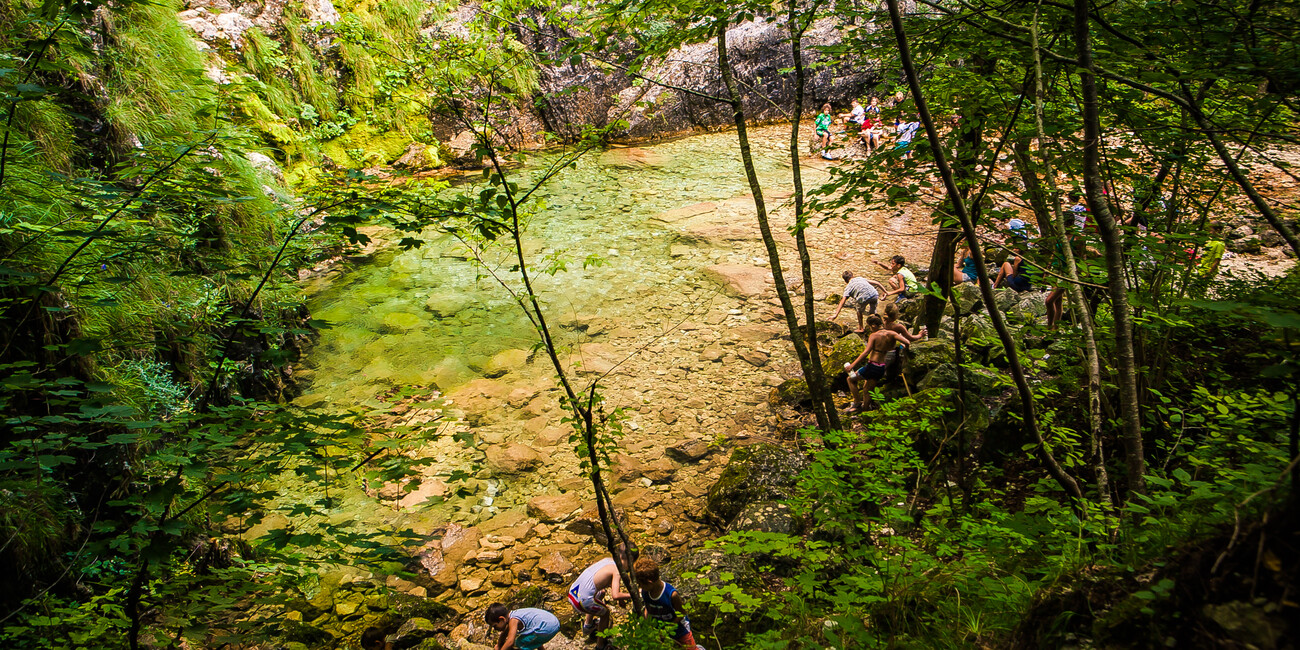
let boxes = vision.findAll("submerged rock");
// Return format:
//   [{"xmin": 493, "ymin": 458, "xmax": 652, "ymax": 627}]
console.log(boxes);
[
  {"xmin": 485, "ymin": 443, "xmax": 542, "ymax": 474},
  {"xmin": 483, "ymin": 349, "xmax": 530, "ymax": 378},
  {"xmin": 703, "ymin": 264, "xmax": 772, "ymax": 299},
  {"xmin": 526, "ymin": 492, "xmax": 583, "ymax": 523},
  {"xmin": 706, "ymin": 444, "xmax": 808, "ymax": 523}
]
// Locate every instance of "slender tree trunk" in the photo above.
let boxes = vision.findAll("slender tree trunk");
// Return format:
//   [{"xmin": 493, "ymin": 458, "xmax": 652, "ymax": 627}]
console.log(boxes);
[
  {"xmin": 1074, "ymin": 0, "xmax": 1145, "ymax": 495},
  {"xmin": 885, "ymin": 0, "xmax": 1084, "ymax": 505},
  {"xmin": 1030, "ymin": 13, "xmax": 1112, "ymax": 509},
  {"xmin": 787, "ymin": 4, "xmax": 842, "ymax": 432},
  {"xmin": 1010, "ymin": 138, "xmax": 1056, "ymax": 236},
  {"xmin": 716, "ymin": 19, "xmax": 836, "ymax": 433},
  {"xmin": 1178, "ymin": 86, "xmax": 1300, "ymax": 258}
]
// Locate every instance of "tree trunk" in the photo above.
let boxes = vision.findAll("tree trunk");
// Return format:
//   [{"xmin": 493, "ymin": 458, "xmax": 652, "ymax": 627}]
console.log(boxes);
[
  {"xmin": 1030, "ymin": 13, "xmax": 1111, "ymax": 509},
  {"xmin": 786, "ymin": 5, "xmax": 842, "ymax": 432},
  {"xmin": 1074, "ymin": 0, "xmax": 1146, "ymax": 496},
  {"xmin": 885, "ymin": 0, "xmax": 1085, "ymax": 505},
  {"xmin": 716, "ymin": 19, "xmax": 838, "ymax": 433}
]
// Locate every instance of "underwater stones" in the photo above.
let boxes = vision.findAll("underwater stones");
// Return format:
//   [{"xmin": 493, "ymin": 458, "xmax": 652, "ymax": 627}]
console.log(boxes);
[
  {"xmin": 599, "ymin": 146, "xmax": 671, "ymax": 169},
  {"xmin": 665, "ymin": 439, "xmax": 711, "ymax": 463},
  {"xmin": 483, "ymin": 349, "xmax": 530, "ymax": 378},
  {"xmin": 425, "ymin": 292, "xmax": 472, "ymax": 318},
  {"xmin": 433, "ymin": 357, "xmax": 477, "ymax": 390},
  {"xmin": 739, "ymin": 349, "xmax": 769, "ymax": 367},
  {"xmin": 389, "ymin": 250, "xmax": 425, "ymax": 274},
  {"xmin": 705, "ymin": 444, "xmax": 808, "ymax": 524},
  {"xmin": 652, "ymin": 202, "xmax": 717, "ymax": 224},
  {"xmin": 397, "ymin": 479, "xmax": 449, "ymax": 511},
  {"xmin": 527, "ymin": 493, "xmax": 583, "ymax": 523},
  {"xmin": 703, "ymin": 264, "xmax": 772, "ymax": 299},
  {"xmin": 485, "ymin": 443, "xmax": 542, "ymax": 474},
  {"xmin": 381, "ymin": 311, "xmax": 427, "ymax": 331}
]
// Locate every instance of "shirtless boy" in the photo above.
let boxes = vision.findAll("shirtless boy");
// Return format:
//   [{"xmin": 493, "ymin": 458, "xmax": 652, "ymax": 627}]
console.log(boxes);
[
  {"xmin": 844, "ymin": 314, "xmax": 912, "ymax": 413},
  {"xmin": 567, "ymin": 545, "xmax": 638, "ymax": 648}
]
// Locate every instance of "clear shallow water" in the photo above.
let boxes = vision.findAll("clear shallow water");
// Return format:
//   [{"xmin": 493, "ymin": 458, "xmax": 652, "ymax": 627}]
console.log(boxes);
[{"xmin": 300, "ymin": 127, "xmax": 799, "ymax": 408}]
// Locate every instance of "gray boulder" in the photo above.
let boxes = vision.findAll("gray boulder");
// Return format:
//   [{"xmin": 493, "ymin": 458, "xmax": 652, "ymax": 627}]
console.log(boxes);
[
  {"xmin": 706, "ymin": 444, "xmax": 808, "ymax": 524},
  {"xmin": 662, "ymin": 549, "xmax": 763, "ymax": 647}
]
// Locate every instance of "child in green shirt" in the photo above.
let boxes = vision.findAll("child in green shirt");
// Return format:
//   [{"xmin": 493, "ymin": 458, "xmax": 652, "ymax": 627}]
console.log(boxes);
[{"xmin": 814, "ymin": 103, "xmax": 834, "ymax": 154}]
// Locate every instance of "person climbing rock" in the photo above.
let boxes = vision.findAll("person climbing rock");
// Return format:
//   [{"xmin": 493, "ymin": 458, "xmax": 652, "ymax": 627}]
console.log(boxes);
[
  {"xmin": 833, "ymin": 270, "xmax": 889, "ymax": 332},
  {"xmin": 844, "ymin": 314, "xmax": 913, "ymax": 413},
  {"xmin": 873, "ymin": 255, "xmax": 921, "ymax": 299},
  {"xmin": 634, "ymin": 557, "xmax": 704, "ymax": 650},
  {"xmin": 486, "ymin": 604, "xmax": 561, "ymax": 650},
  {"xmin": 567, "ymin": 545, "xmax": 638, "ymax": 648}
]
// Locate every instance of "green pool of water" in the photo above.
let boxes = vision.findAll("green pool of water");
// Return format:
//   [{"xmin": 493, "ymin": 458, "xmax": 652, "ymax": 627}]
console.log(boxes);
[{"xmin": 301, "ymin": 127, "xmax": 800, "ymax": 406}]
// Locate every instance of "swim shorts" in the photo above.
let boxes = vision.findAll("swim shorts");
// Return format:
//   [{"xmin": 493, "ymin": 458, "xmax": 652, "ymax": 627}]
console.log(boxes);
[{"xmin": 854, "ymin": 362, "xmax": 887, "ymax": 381}]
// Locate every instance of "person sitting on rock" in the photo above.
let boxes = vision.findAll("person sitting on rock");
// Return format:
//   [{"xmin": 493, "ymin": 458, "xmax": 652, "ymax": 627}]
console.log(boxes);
[
  {"xmin": 952, "ymin": 244, "xmax": 978, "ymax": 284},
  {"xmin": 872, "ymin": 255, "xmax": 921, "ymax": 299},
  {"xmin": 567, "ymin": 544, "xmax": 639, "ymax": 648},
  {"xmin": 833, "ymin": 271, "xmax": 888, "ymax": 333},
  {"xmin": 844, "ymin": 314, "xmax": 913, "ymax": 413},
  {"xmin": 994, "ymin": 246, "xmax": 1034, "ymax": 292},
  {"xmin": 486, "ymin": 603, "xmax": 561, "ymax": 650},
  {"xmin": 634, "ymin": 557, "xmax": 704, "ymax": 650}
]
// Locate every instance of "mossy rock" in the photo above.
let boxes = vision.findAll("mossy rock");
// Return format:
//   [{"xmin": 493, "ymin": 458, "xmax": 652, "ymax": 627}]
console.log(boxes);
[
  {"xmin": 903, "ymin": 338, "xmax": 953, "ymax": 386},
  {"xmin": 803, "ymin": 319, "xmax": 849, "ymax": 346},
  {"xmin": 902, "ymin": 389, "xmax": 992, "ymax": 457},
  {"xmin": 952, "ymin": 282, "xmax": 983, "ymax": 315},
  {"xmin": 706, "ymin": 444, "xmax": 808, "ymax": 524},
  {"xmin": 916, "ymin": 363, "xmax": 1006, "ymax": 395},
  {"xmin": 320, "ymin": 122, "xmax": 413, "ymax": 168},
  {"xmin": 822, "ymin": 334, "xmax": 865, "ymax": 371},
  {"xmin": 724, "ymin": 500, "xmax": 799, "ymax": 535},
  {"xmin": 982, "ymin": 393, "xmax": 1030, "ymax": 460},
  {"xmin": 992, "ymin": 287, "xmax": 1019, "ymax": 312},
  {"xmin": 662, "ymin": 549, "xmax": 764, "ymax": 647},
  {"xmin": 768, "ymin": 377, "xmax": 811, "ymax": 410}
]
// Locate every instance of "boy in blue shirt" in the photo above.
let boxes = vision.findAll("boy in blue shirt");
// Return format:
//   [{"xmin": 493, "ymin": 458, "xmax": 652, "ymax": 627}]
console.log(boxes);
[
  {"xmin": 633, "ymin": 557, "xmax": 703, "ymax": 649},
  {"xmin": 485, "ymin": 604, "xmax": 561, "ymax": 650}
]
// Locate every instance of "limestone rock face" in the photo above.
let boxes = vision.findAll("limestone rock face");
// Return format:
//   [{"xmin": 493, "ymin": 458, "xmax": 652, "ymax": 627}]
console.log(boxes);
[
  {"xmin": 485, "ymin": 443, "xmax": 542, "ymax": 474},
  {"xmin": 703, "ymin": 264, "xmax": 772, "ymax": 299},
  {"xmin": 527, "ymin": 492, "xmax": 583, "ymax": 523},
  {"xmin": 516, "ymin": 14, "xmax": 881, "ymax": 142},
  {"xmin": 706, "ymin": 444, "xmax": 808, "ymax": 523}
]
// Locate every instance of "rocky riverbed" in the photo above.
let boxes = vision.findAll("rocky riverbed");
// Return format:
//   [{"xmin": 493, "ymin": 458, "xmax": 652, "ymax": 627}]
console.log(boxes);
[{"xmin": 269, "ymin": 123, "xmax": 1296, "ymax": 649}]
